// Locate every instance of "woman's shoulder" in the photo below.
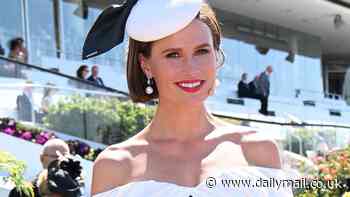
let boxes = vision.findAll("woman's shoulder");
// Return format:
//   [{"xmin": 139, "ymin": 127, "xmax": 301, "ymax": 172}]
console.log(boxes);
[
  {"xmin": 94, "ymin": 137, "xmax": 148, "ymax": 171},
  {"xmin": 215, "ymin": 124, "xmax": 282, "ymax": 169},
  {"xmin": 92, "ymin": 139, "xmax": 147, "ymax": 195}
]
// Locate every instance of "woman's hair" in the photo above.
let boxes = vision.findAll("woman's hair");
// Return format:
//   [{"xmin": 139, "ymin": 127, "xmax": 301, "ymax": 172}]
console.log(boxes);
[
  {"xmin": 76, "ymin": 65, "xmax": 88, "ymax": 79},
  {"xmin": 126, "ymin": 3, "xmax": 222, "ymax": 103},
  {"xmin": 37, "ymin": 157, "xmax": 83, "ymax": 197},
  {"xmin": 9, "ymin": 37, "xmax": 24, "ymax": 51}
]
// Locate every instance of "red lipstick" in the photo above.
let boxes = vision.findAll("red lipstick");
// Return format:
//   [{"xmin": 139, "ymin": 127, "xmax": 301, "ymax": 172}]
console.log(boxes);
[{"xmin": 174, "ymin": 79, "xmax": 205, "ymax": 93}]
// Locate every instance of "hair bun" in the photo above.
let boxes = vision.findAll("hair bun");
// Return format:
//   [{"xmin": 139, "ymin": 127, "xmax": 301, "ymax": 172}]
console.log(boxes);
[
  {"xmin": 59, "ymin": 157, "xmax": 82, "ymax": 180},
  {"xmin": 46, "ymin": 157, "xmax": 82, "ymax": 196}
]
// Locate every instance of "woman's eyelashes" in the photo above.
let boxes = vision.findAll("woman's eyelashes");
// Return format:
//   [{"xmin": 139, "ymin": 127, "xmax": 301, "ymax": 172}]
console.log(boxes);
[
  {"xmin": 165, "ymin": 48, "xmax": 210, "ymax": 59},
  {"xmin": 166, "ymin": 52, "xmax": 180, "ymax": 58},
  {"xmin": 195, "ymin": 48, "xmax": 210, "ymax": 55}
]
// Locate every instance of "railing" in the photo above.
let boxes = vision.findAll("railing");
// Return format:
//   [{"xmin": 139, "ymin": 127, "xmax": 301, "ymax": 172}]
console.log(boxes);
[
  {"xmin": 218, "ymin": 76, "xmax": 346, "ymax": 104},
  {"xmin": 1, "ymin": 56, "xmax": 350, "ymax": 162},
  {"xmin": 0, "ymin": 56, "xmax": 128, "ymax": 96},
  {"xmin": 214, "ymin": 111, "xmax": 350, "ymax": 158},
  {"xmin": 296, "ymin": 88, "xmax": 344, "ymax": 101},
  {"xmin": 1, "ymin": 82, "xmax": 350, "ymax": 175},
  {"xmin": 0, "ymin": 83, "xmax": 130, "ymax": 145}
]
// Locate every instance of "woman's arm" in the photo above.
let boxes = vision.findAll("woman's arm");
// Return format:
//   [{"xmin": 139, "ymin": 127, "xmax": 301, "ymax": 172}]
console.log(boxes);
[{"xmin": 241, "ymin": 139, "xmax": 282, "ymax": 169}]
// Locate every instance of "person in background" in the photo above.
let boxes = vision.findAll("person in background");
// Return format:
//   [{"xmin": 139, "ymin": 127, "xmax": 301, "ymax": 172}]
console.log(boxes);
[
  {"xmin": 40, "ymin": 139, "xmax": 70, "ymax": 169},
  {"xmin": 237, "ymin": 73, "xmax": 250, "ymax": 98},
  {"xmin": 76, "ymin": 65, "xmax": 89, "ymax": 80},
  {"xmin": 87, "ymin": 65, "xmax": 104, "ymax": 86},
  {"xmin": 7, "ymin": 139, "xmax": 70, "ymax": 197},
  {"xmin": 248, "ymin": 75, "xmax": 259, "ymax": 98},
  {"xmin": 34, "ymin": 139, "xmax": 71, "ymax": 196},
  {"xmin": 0, "ymin": 38, "xmax": 5, "ymax": 56},
  {"xmin": 37, "ymin": 155, "xmax": 83, "ymax": 197},
  {"xmin": 16, "ymin": 81, "xmax": 34, "ymax": 122},
  {"xmin": 41, "ymin": 83, "xmax": 56, "ymax": 114},
  {"xmin": 256, "ymin": 65, "xmax": 273, "ymax": 115},
  {"xmin": 8, "ymin": 37, "xmax": 28, "ymax": 63}
]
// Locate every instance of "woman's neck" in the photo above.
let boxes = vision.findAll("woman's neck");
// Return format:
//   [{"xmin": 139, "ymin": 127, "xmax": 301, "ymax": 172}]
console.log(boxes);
[{"xmin": 145, "ymin": 101, "xmax": 216, "ymax": 143}]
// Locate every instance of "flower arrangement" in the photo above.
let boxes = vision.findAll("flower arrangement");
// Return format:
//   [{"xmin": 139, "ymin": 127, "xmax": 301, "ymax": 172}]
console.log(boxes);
[
  {"xmin": 0, "ymin": 151, "xmax": 34, "ymax": 197},
  {"xmin": 0, "ymin": 118, "xmax": 55, "ymax": 145},
  {"xmin": 0, "ymin": 117, "xmax": 103, "ymax": 162},
  {"xmin": 296, "ymin": 146, "xmax": 350, "ymax": 196},
  {"xmin": 66, "ymin": 139, "xmax": 103, "ymax": 161}
]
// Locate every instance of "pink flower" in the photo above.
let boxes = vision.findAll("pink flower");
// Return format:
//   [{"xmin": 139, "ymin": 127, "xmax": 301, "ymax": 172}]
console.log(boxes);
[
  {"xmin": 3, "ymin": 127, "xmax": 15, "ymax": 135},
  {"xmin": 324, "ymin": 174, "xmax": 333, "ymax": 181},
  {"xmin": 313, "ymin": 156, "xmax": 325, "ymax": 164},
  {"xmin": 20, "ymin": 131, "xmax": 32, "ymax": 140},
  {"xmin": 35, "ymin": 132, "xmax": 49, "ymax": 145}
]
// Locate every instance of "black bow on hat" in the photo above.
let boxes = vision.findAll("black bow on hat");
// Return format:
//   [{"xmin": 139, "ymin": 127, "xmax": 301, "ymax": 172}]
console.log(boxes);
[{"xmin": 82, "ymin": 0, "xmax": 138, "ymax": 60}]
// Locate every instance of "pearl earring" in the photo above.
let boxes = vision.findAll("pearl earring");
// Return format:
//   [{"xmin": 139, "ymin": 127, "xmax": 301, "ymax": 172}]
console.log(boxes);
[{"xmin": 145, "ymin": 77, "xmax": 154, "ymax": 95}]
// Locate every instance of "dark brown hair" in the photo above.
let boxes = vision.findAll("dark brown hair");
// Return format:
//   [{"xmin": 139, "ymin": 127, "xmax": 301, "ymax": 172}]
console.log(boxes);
[
  {"xmin": 127, "ymin": 3, "xmax": 222, "ymax": 103},
  {"xmin": 76, "ymin": 65, "xmax": 88, "ymax": 79}
]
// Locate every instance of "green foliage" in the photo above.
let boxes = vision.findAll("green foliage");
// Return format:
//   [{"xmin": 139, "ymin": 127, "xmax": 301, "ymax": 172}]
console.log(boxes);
[
  {"xmin": 284, "ymin": 127, "xmax": 336, "ymax": 156},
  {"xmin": 43, "ymin": 95, "xmax": 155, "ymax": 144},
  {"xmin": 0, "ymin": 151, "xmax": 34, "ymax": 197}
]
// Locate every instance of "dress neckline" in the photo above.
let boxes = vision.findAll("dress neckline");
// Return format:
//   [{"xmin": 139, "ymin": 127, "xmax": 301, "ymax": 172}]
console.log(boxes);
[{"xmin": 93, "ymin": 166, "xmax": 291, "ymax": 196}]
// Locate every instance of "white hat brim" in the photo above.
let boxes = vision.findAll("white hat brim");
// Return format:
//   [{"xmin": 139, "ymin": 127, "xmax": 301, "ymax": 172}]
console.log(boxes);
[{"xmin": 126, "ymin": 0, "xmax": 202, "ymax": 42}]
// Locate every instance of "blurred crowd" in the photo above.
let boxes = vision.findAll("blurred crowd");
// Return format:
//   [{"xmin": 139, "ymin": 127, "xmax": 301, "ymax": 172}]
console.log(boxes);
[{"xmin": 0, "ymin": 37, "xmax": 105, "ymax": 88}]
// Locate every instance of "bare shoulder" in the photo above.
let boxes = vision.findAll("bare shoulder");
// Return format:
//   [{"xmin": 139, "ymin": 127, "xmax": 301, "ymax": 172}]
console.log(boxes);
[
  {"xmin": 240, "ymin": 136, "xmax": 282, "ymax": 169},
  {"xmin": 91, "ymin": 142, "xmax": 134, "ymax": 195},
  {"xmin": 213, "ymin": 124, "xmax": 281, "ymax": 169}
]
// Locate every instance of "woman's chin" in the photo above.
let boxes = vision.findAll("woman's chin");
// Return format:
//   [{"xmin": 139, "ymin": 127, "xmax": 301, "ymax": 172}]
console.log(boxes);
[{"xmin": 174, "ymin": 94, "xmax": 209, "ymax": 106}]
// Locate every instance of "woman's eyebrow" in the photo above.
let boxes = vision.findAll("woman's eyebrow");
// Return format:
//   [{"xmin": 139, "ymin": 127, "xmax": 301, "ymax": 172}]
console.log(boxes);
[
  {"xmin": 161, "ymin": 43, "xmax": 211, "ymax": 54},
  {"xmin": 194, "ymin": 43, "xmax": 210, "ymax": 49},
  {"xmin": 161, "ymin": 48, "xmax": 181, "ymax": 54}
]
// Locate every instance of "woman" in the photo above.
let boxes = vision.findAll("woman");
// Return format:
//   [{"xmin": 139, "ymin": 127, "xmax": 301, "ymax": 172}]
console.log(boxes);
[
  {"xmin": 8, "ymin": 37, "xmax": 28, "ymax": 63},
  {"xmin": 83, "ymin": 0, "xmax": 293, "ymax": 196},
  {"xmin": 76, "ymin": 65, "xmax": 89, "ymax": 80},
  {"xmin": 41, "ymin": 83, "xmax": 56, "ymax": 114},
  {"xmin": 37, "ymin": 156, "xmax": 83, "ymax": 197}
]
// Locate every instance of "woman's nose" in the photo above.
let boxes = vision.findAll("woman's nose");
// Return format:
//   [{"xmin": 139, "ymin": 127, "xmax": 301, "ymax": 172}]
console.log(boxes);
[
  {"xmin": 183, "ymin": 56, "xmax": 200, "ymax": 70},
  {"xmin": 179, "ymin": 59, "xmax": 201, "ymax": 77}
]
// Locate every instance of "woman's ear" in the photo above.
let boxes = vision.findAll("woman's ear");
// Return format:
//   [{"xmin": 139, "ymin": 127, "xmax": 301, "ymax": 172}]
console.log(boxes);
[{"xmin": 139, "ymin": 54, "xmax": 153, "ymax": 78}]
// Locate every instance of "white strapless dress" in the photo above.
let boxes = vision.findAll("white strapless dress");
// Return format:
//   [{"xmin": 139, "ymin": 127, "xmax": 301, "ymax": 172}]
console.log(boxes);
[{"xmin": 93, "ymin": 166, "xmax": 295, "ymax": 197}]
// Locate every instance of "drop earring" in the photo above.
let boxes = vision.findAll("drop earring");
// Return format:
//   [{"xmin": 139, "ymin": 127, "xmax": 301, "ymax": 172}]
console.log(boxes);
[{"xmin": 145, "ymin": 77, "xmax": 154, "ymax": 95}]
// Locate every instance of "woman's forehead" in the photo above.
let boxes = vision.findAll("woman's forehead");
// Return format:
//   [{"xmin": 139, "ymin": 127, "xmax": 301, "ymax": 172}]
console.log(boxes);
[{"xmin": 152, "ymin": 19, "xmax": 213, "ymax": 51}]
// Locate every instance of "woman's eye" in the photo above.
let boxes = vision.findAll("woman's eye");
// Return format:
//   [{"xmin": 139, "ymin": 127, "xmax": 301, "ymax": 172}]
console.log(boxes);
[
  {"xmin": 196, "ymin": 49, "xmax": 209, "ymax": 55},
  {"xmin": 166, "ymin": 52, "xmax": 180, "ymax": 58}
]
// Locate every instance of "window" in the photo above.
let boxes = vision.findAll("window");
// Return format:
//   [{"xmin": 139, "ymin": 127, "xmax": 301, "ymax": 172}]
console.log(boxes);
[
  {"xmin": 27, "ymin": 0, "xmax": 56, "ymax": 65},
  {"xmin": 0, "ymin": 0, "xmax": 23, "ymax": 56}
]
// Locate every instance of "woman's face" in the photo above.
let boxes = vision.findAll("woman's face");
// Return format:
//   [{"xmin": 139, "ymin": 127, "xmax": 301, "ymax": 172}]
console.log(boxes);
[
  {"xmin": 142, "ymin": 19, "xmax": 217, "ymax": 105},
  {"xmin": 82, "ymin": 67, "xmax": 89, "ymax": 79}
]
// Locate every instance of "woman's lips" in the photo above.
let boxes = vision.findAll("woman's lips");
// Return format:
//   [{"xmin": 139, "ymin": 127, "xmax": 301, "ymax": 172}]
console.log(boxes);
[{"xmin": 174, "ymin": 80, "xmax": 205, "ymax": 93}]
